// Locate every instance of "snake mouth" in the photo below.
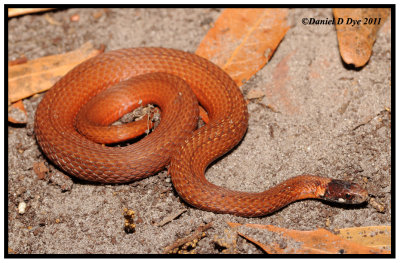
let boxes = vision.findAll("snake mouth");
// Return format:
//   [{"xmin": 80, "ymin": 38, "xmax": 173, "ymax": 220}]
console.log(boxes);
[{"xmin": 322, "ymin": 179, "xmax": 369, "ymax": 204}]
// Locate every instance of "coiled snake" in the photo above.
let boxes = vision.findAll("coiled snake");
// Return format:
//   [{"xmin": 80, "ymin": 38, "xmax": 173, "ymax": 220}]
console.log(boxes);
[{"xmin": 35, "ymin": 48, "xmax": 368, "ymax": 217}]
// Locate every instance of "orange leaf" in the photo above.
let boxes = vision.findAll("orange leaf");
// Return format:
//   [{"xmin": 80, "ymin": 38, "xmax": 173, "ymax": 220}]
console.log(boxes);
[
  {"xmin": 337, "ymin": 226, "xmax": 391, "ymax": 251},
  {"xmin": 196, "ymin": 8, "xmax": 290, "ymax": 86},
  {"xmin": 227, "ymin": 222, "xmax": 390, "ymax": 254},
  {"xmin": 8, "ymin": 42, "xmax": 104, "ymax": 103},
  {"xmin": 8, "ymin": 8, "xmax": 55, "ymax": 17},
  {"xmin": 333, "ymin": 8, "xmax": 390, "ymax": 67},
  {"xmin": 8, "ymin": 56, "xmax": 28, "ymax": 67},
  {"xmin": 8, "ymin": 100, "xmax": 27, "ymax": 124}
]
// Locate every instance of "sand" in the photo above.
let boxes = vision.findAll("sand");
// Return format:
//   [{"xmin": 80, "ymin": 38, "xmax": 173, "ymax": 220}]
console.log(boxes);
[{"xmin": 7, "ymin": 8, "xmax": 391, "ymax": 254}]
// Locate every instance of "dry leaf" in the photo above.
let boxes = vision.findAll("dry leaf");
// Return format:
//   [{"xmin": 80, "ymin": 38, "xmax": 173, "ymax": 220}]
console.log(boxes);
[
  {"xmin": 8, "ymin": 100, "xmax": 27, "ymax": 124},
  {"xmin": 33, "ymin": 161, "xmax": 49, "ymax": 180},
  {"xmin": 8, "ymin": 42, "xmax": 104, "ymax": 103},
  {"xmin": 228, "ymin": 222, "xmax": 390, "ymax": 254},
  {"xmin": 196, "ymin": 8, "xmax": 290, "ymax": 86},
  {"xmin": 337, "ymin": 226, "xmax": 391, "ymax": 250},
  {"xmin": 333, "ymin": 8, "xmax": 390, "ymax": 67},
  {"xmin": 8, "ymin": 56, "xmax": 28, "ymax": 67},
  {"xmin": 8, "ymin": 8, "xmax": 55, "ymax": 17}
]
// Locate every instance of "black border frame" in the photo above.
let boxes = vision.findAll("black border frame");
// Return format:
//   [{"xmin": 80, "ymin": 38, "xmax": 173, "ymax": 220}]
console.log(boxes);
[{"xmin": 4, "ymin": 4, "xmax": 396, "ymax": 258}]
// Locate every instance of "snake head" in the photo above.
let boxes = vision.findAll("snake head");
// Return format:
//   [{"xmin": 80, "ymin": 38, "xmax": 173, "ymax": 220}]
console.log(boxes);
[{"xmin": 322, "ymin": 179, "xmax": 369, "ymax": 204}]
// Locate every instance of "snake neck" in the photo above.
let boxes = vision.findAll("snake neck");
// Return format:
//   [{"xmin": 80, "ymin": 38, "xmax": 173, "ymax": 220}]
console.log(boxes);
[{"xmin": 276, "ymin": 175, "xmax": 332, "ymax": 201}]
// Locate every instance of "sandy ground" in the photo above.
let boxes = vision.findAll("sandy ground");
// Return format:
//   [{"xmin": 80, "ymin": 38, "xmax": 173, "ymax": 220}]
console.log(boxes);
[{"xmin": 8, "ymin": 8, "xmax": 391, "ymax": 254}]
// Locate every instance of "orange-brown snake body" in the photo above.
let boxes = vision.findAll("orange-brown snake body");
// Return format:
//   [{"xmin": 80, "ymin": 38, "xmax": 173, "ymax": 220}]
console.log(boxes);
[{"xmin": 35, "ymin": 48, "xmax": 368, "ymax": 217}]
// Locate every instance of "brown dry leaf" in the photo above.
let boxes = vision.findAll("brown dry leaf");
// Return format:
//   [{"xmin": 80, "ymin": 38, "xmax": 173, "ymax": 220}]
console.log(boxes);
[
  {"xmin": 8, "ymin": 8, "xmax": 55, "ymax": 17},
  {"xmin": 33, "ymin": 161, "xmax": 49, "ymax": 180},
  {"xmin": 228, "ymin": 222, "xmax": 390, "ymax": 254},
  {"xmin": 8, "ymin": 100, "xmax": 27, "ymax": 124},
  {"xmin": 333, "ymin": 8, "xmax": 390, "ymax": 67},
  {"xmin": 337, "ymin": 226, "xmax": 391, "ymax": 251},
  {"xmin": 196, "ymin": 8, "xmax": 290, "ymax": 86},
  {"xmin": 8, "ymin": 42, "xmax": 104, "ymax": 103},
  {"xmin": 8, "ymin": 56, "xmax": 28, "ymax": 67}
]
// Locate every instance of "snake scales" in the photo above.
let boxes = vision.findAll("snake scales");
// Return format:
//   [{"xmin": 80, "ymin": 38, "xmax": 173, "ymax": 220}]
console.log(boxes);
[{"xmin": 35, "ymin": 48, "xmax": 368, "ymax": 217}]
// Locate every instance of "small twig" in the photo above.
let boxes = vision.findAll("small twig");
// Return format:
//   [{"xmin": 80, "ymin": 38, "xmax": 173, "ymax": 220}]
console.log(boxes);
[
  {"xmin": 352, "ymin": 115, "xmax": 374, "ymax": 131},
  {"xmin": 164, "ymin": 222, "xmax": 213, "ymax": 254},
  {"xmin": 155, "ymin": 208, "xmax": 187, "ymax": 227}
]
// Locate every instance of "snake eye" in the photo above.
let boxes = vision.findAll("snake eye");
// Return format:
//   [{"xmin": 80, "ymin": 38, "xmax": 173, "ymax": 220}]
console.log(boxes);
[{"xmin": 325, "ymin": 179, "xmax": 369, "ymax": 204}]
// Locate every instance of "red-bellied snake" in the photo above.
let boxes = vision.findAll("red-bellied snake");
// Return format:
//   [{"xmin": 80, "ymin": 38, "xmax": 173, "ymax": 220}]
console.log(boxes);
[{"xmin": 35, "ymin": 47, "xmax": 368, "ymax": 217}]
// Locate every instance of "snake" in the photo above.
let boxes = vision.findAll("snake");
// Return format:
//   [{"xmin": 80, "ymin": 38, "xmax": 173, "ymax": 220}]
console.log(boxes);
[{"xmin": 35, "ymin": 47, "xmax": 368, "ymax": 217}]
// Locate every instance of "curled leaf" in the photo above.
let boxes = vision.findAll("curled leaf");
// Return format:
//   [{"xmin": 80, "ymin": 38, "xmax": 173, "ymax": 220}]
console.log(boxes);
[
  {"xmin": 333, "ymin": 8, "xmax": 390, "ymax": 67},
  {"xmin": 8, "ymin": 42, "xmax": 104, "ymax": 103},
  {"xmin": 228, "ymin": 222, "xmax": 390, "ymax": 254},
  {"xmin": 196, "ymin": 8, "xmax": 290, "ymax": 86}
]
